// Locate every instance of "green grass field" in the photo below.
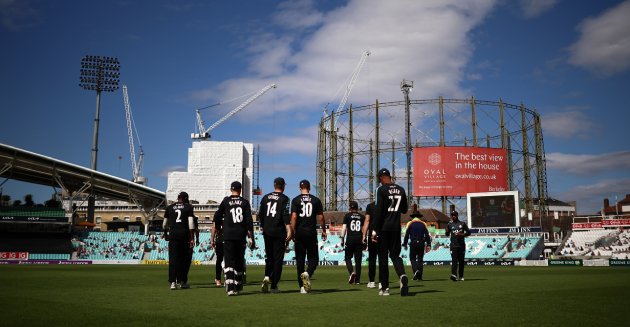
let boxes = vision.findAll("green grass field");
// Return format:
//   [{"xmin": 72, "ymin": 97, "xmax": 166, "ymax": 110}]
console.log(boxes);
[{"xmin": 0, "ymin": 264, "xmax": 627, "ymax": 326}]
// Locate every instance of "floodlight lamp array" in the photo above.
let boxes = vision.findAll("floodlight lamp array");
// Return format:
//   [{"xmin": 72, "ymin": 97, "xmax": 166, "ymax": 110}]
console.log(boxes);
[{"xmin": 79, "ymin": 55, "xmax": 121, "ymax": 92}]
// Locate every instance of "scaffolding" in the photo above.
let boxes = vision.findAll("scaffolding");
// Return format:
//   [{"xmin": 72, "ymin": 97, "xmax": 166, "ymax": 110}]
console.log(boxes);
[{"xmin": 316, "ymin": 86, "xmax": 548, "ymax": 218}]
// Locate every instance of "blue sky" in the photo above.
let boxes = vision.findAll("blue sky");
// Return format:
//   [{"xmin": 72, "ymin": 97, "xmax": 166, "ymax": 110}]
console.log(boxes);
[{"xmin": 1, "ymin": 0, "xmax": 629, "ymax": 214}]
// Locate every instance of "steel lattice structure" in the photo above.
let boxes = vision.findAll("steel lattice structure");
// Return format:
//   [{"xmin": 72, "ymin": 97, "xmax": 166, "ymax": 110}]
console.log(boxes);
[{"xmin": 316, "ymin": 91, "xmax": 549, "ymax": 218}]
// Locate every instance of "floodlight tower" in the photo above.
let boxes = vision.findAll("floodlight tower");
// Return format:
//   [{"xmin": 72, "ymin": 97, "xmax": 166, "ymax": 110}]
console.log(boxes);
[
  {"xmin": 401, "ymin": 79, "xmax": 413, "ymax": 205},
  {"xmin": 79, "ymin": 56, "xmax": 121, "ymax": 171}
]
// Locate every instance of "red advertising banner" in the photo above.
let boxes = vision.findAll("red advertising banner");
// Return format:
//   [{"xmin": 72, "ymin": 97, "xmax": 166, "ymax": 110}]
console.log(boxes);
[
  {"xmin": 0, "ymin": 252, "xmax": 28, "ymax": 260},
  {"xmin": 413, "ymin": 147, "xmax": 508, "ymax": 196},
  {"xmin": 572, "ymin": 223, "xmax": 603, "ymax": 230},
  {"xmin": 602, "ymin": 219, "xmax": 630, "ymax": 227}
]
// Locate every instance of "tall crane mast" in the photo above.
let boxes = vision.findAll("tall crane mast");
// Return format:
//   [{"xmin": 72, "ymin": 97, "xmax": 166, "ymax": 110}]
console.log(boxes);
[
  {"xmin": 192, "ymin": 83, "xmax": 277, "ymax": 140},
  {"xmin": 122, "ymin": 85, "xmax": 146, "ymax": 185},
  {"xmin": 332, "ymin": 50, "xmax": 370, "ymax": 126},
  {"xmin": 323, "ymin": 51, "xmax": 370, "ymax": 209}
]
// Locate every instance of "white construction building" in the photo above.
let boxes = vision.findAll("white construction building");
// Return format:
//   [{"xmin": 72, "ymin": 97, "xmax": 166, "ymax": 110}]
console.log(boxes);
[{"xmin": 167, "ymin": 141, "xmax": 253, "ymax": 205}]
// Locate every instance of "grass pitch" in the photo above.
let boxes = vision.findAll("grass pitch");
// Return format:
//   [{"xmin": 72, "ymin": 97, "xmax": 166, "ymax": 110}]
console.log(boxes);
[{"xmin": 0, "ymin": 264, "xmax": 627, "ymax": 326}]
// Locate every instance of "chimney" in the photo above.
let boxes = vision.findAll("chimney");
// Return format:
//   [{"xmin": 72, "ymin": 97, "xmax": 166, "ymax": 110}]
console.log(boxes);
[{"xmin": 604, "ymin": 198, "xmax": 609, "ymax": 208}]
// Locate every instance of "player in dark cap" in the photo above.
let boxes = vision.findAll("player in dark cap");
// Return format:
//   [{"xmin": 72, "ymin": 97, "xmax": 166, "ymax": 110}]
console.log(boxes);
[
  {"xmin": 212, "ymin": 181, "xmax": 254, "ymax": 296},
  {"xmin": 163, "ymin": 191, "xmax": 195, "ymax": 290},
  {"xmin": 362, "ymin": 200, "xmax": 378, "ymax": 288},
  {"xmin": 403, "ymin": 203, "xmax": 431, "ymax": 281},
  {"xmin": 341, "ymin": 201, "xmax": 365, "ymax": 285},
  {"xmin": 371, "ymin": 168, "xmax": 409, "ymax": 296},
  {"xmin": 290, "ymin": 179, "xmax": 325, "ymax": 293},
  {"xmin": 446, "ymin": 211, "xmax": 470, "ymax": 281},
  {"xmin": 259, "ymin": 177, "xmax": 292, "ymax": 293}
]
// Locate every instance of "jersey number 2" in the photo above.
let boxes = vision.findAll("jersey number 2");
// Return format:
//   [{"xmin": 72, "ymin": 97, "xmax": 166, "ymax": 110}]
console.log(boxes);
[{"xmin": 175, "ymin": 209, "xmax": 181, "ymax": 223}]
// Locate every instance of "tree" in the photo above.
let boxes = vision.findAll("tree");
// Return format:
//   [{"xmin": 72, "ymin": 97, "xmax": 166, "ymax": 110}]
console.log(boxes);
[
  {"xmin": 23, "ymin": 194, "xmax": 35, "ymax": 207},
  {"xmin": 13, "ymin": 200, "xmax": 22, "ymax": 206},
  {"xmin": 44, "ymin": 195, "xmax": 61, "ymax": 208},
  {"xmin": 1, "ymin": 195, "xmax": 10, "ymax": 202}
]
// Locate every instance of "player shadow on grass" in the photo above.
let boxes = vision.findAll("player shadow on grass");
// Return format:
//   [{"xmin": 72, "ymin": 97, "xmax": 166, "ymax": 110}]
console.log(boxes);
[
  {"xmin": 420, "ymin": 278, "xmax": 487, "ymax": 282},
  {"xmin": 405, "ymin": 290, "xmax": 444, "ymax": 296},
  {"xmin": 279, "ymin": 288, "xmax": 363, "ymax": 295}
]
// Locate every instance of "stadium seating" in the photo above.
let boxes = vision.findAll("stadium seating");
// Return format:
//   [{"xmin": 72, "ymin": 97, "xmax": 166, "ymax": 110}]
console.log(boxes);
[
  {"xmin": 562, "ymin": 230, "xmax": 610, "ymax": 256},
  {"xmin": 590, "ymin": 230, "xmax": 630, "ymax": 258},
  {"xmin": 78, "ymin": 231, "xmax": 148, "ymax": 260},
  {"xmin": 149, "ymin": 232, "xmax": 215, "ymax": 261},
  {"xmin": 29, "ymin": 253, "xmax": 71, "ymax": 260}
]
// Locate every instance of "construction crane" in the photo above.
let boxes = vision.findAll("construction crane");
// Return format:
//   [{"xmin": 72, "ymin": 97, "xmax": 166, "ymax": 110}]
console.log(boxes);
[
  {"xmin": 322, "ymin": 51, "xmax": 370, "ymax": 208},
  {"xmin": 122, "ymin": 85, "xmax": 146, "ymax": 185},
  {"xmin": 192, "ymin": 83, "xmax": 277, "ymax": 140},
  {"xmin": 322, "ymin": 50, "xmax": 370, "ymax": 125}
]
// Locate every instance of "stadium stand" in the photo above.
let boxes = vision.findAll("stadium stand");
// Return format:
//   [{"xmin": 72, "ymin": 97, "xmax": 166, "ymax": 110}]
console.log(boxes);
[
  {"xmin": 148, "ymin": 232, "xmax": 215, "ymax": 261},
  {"xmin": 562, "ymin": 230, "xmax": 610, "ymax": 256},
  {"xmin": 588, "ymin": 230, "xmax": 630, "ymax": 258},
  {"xmin": 29, "ymin": 253, "xmax": 71, "ymax": 260},
  {"xmin": 78, "ymin": 231, "xmax": 147, "ymax": 260}
]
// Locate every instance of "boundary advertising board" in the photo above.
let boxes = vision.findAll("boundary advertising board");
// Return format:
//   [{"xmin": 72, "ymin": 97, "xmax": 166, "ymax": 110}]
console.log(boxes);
[
  {"xmin": 413, "ymin": 147, "xmax": 507, "ymax": 197},
  {"xmin": 549, "ymin": 259, "xmax": 583, "ymax": 266},
  {"xmin": 0, "ymin": 252, "xmax": 28, "ymax": 259}
]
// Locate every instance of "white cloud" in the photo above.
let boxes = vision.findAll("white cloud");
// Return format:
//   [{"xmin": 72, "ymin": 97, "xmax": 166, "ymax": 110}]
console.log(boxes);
[
  {"xmin": 567, "ymin": 0, "xmax": 630, "ymax": 77},
  {"xmin": 253, "ymin": 125, "xmax": 319, "ymax": 156},
  {"xmin": 519, "ymin": 0, "xmax": 560, "ymax": 18},
  {"xmin": 150, "ymin": 165, "xmax": 186, "ymax": 178},
  {"xmin": 553, "ymin": 178, "xmax": 630, "ymax": 214},
  {"xmin": 467, "ymin": 73, "xmax": 482, "ymax": 80},
  {"xmin": 272, "ymin": 0, "xmax": 324, "ymax": 30},
  {"xmin": 260, "ymin": 163, "xmax": 313, "ymax": 175},
  {"xmin": 541, "ymin": 111, "xmax": 600, "ymax": 139},
  {"xmin": 546, "ymin": 151, "xmax": 630, "ymax": 176},
  {"xmin": 189, "ymin": 0, "xmax": 498, "ymax": 127}
]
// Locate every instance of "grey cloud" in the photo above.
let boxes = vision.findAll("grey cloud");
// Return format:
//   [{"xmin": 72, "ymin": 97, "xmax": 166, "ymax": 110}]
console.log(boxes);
[
  {"xmin": 520, "ymin": 0, "xmax": 560, "ymax": 18},
  {"xmin": 553, "ymin": 179, "xmax": 630, "ymax": 214},
  {"xmin": 546, "ymin": 151, "xmax": 630, "ymax": 176},
  {"xmin": 541, "ymin": 111, "xmax": 600, "ymax": 139},
  {"xmin": 150, "ymin": 165, "xmax": 187, "ymax": 178},
  {"xmin": 567, "ymin": 0, "xmax": 630, "ymax": 77}
]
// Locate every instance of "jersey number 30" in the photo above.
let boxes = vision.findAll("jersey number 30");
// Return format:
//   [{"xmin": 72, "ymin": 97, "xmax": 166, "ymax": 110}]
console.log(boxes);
[{"xmin": 299, "ymin": 202, "xmax": 313, "ymax": 217}]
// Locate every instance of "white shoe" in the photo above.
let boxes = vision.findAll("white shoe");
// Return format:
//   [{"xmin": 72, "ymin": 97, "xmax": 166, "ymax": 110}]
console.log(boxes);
[
  {"xmin": 270, "ymin": 288, "xmax": 281, "ymax": 294},
  {"xmin": 460, "ymin": 278, "xmax": 465, "ymax": 281},
  {"xmin": 379, "ymin": 288, "xmax": 390, "ymax": 296},
  {"xmin": 367, "ymin": 282, "xmax": 376, "ymax": 289},
  {"xmin": 348, "ymin": 272, "xmax": 356, "ymax": 284},
  {"xmin": 300, "ymin": 287, "xmax": 308, "ymax": 294},
  {"xmin": 261, "ymin": 277, "xmax": 270, "ymax": 293},
  {"xmin": 170, "ymin": 282, "xmax": 177, "ymax": 290},
  {"xmin": 227, "ymin": 290, "xmax": 237, "ymax": 296},
  {"xmin": 301, "ymin": 272, "xmax": 311, "ymax": 292},
  {"xmin": 378, "ymin": 282, "xmax": 382, "ymax": 290},
  {"xmin": 450, "ymin": 275, "xmax": 457, "ymax": 281}
]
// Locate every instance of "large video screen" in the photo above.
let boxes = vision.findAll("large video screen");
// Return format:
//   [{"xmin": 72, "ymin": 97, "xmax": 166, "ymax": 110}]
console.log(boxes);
[
  {"xmin": 413, "ymin": 147, "xmax": 507, "ymax": 197},
  {"xmin": 466, "ymin": 191, "xmax": 520, "ymax": 228}
]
